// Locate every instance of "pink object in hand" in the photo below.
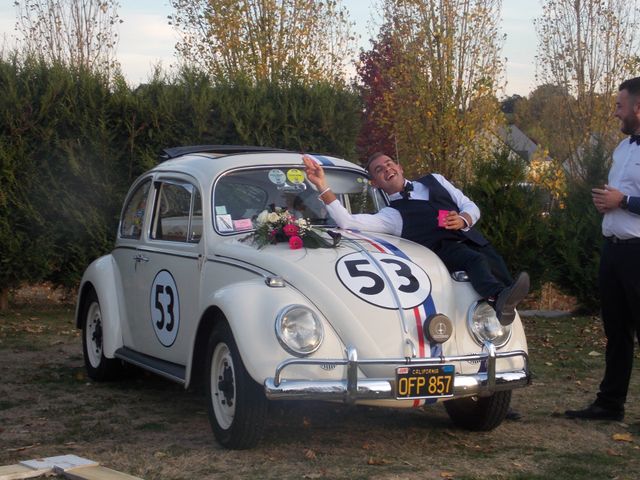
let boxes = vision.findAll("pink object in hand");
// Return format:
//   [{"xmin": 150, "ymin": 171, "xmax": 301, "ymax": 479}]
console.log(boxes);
[{"xmin": 438, "ymin": 210, "xmax": 448, "ymax": 227}]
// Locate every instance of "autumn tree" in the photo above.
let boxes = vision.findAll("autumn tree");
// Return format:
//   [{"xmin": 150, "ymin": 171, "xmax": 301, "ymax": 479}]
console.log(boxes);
[
  {"xmin": 361, "ymin": 0, "xmax": 505, "ymax": 181},
  {"xmin": 169, "ymin": 0, "xmax": 355, "ymax": 85},
  {"xmin": 513, "ymin": 84, "xmax": 572, "ymax": 162},
  {"xmin": 356, "ymin": 30, "xmax": 398, "ymax": 162},
  {"xmin": 535, "ymin": 0, "xmax": 640, "ymax": 179},
  {"xmin": 14, "ymin": 0, "xmax": 122, "ymax": 75}
]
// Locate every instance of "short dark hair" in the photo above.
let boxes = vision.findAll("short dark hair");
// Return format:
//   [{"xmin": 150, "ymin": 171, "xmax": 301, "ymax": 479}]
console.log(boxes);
[
  {"xmin": 364, "ymin": 152, "xmax": 397, "ymax": 172},
  {"xmin": 619, "ymin": 77, "xmax": 640, "ymax": 96}
]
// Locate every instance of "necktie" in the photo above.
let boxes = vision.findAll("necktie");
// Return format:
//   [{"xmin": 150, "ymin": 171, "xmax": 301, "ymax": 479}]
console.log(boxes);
[
  {"xmin": 629, "ymin": 134, "xmax": 640, "ymax": 145},
  {"xmin": 400, "ymin": 181, "xmax": 413, "ymax": 200}
]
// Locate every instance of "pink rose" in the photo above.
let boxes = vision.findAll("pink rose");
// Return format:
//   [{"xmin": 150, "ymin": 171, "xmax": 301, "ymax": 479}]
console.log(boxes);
[
  {"xmin": 283, "ymin": 224, "xmax": 299, "ymax": 237},
  {"xmin": 289, "ymin": 235, "xmax": 303, "ymax": 250}
]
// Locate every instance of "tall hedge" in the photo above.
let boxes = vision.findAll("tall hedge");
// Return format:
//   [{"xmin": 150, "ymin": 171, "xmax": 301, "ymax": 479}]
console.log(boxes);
[{"xmin": 0, "ymin": 58, "xmax": 361, "ymax": 303}]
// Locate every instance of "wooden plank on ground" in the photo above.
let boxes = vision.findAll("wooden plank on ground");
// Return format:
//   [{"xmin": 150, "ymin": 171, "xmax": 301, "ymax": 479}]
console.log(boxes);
[
  {"xmin": 21, "ymin": 455, "xmax": 98, "ymax": 472},
  {"xmin": 0, "ymin": 463, "xmax": 51, "ymax": 480},
  {"xmin": 62, "ymin": 466, "xmax": 144, "ymax": 480}
]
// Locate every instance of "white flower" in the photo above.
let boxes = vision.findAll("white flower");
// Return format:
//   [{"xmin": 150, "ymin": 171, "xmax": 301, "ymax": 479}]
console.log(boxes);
[
  {"xmin": 256, "ymin": 210, "xmax": 269, "ymax": 225},
  {"xmin": 296, "ymin": 218, "xmax": 308, "ymax": 229},
  {"xmin": 267, "ymin": 212, "xmax": 280, "ymax": 223}
]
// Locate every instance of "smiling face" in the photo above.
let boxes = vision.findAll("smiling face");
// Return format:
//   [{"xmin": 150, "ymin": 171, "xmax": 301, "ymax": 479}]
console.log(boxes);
[
  {"xmin": 614, "ymin": 89, "xmax": 640, "ymax": 135},
  {"xmin": 367, "ymin": 154, "xmax": 406, "ymax": 195}
]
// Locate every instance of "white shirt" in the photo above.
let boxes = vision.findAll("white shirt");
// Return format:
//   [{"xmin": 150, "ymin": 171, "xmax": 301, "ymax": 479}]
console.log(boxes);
[
  {"xmin": 326, "ymin": 173, "xmax": 481, "ymax": 236},
  {"xmin": 602, "ymin": 139, "xmax": 640, "ymax": 239}
]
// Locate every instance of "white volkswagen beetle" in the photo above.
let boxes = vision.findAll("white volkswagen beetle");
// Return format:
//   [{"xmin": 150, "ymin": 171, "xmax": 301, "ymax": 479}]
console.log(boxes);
[{"xmin": 76, "ymin": 146, "xmax": 530, "ymax": 449}]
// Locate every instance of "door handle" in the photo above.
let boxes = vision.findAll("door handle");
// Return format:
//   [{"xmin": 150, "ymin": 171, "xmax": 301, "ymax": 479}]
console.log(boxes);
[{"xmin": 133, "ymin": 254, "xmax": 149, "ymax": 263}]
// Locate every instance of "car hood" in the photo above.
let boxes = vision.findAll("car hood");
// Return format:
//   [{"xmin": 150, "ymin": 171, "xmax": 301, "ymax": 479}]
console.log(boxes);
[{"xmin": 213, "ymin": 229, "xmax": 461, "ymax": 361}]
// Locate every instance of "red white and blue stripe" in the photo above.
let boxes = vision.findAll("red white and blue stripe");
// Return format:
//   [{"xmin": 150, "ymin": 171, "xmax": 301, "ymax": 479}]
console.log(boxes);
[{"xmin": 342, "ymin": 230, "xmax": 443, "ymax": 407}]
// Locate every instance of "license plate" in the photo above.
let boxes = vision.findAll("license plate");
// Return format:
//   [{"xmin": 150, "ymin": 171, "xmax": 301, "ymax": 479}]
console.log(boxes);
[{"xmin": 395, "ymin": 365, "xmax": 455, "ymax": 399}]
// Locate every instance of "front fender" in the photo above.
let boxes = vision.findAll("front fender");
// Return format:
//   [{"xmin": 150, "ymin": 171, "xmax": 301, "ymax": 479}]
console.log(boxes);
[
  {"xmin": 206, "ymin": 279, "xmax": 346, "ymax": 383},
  {"xmin": 75, "ymin": 254, "xmax": 125, "ymax": 358}
]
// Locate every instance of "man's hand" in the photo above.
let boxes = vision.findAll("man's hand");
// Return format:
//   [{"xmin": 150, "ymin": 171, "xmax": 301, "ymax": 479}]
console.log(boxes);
[
  {"xmin": 592, "ymin": 184, "xmax": 624, "ymax": 213},
  {"xmin": 303, "ymin": 154, "xmax": 337, "ymax": 204},
  {"xmin": 444, "ymin": 211, "xmax": 470, "ymax": 230},
  {"xmin": 302, "ymin": 155, "xmax": 327, "ymax": 190}
]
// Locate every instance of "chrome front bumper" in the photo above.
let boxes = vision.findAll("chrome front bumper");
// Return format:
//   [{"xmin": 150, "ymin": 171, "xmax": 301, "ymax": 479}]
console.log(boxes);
[{"xmin": 264, "ymin": 341, "xmax": 530, "ymax": 403}]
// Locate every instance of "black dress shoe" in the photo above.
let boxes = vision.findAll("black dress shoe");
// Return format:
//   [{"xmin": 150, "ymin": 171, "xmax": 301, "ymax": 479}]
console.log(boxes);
[
  {"xmin": 495, "ymin": 272, "xmax": 530, "ymax": 326},
  {"xmin": 565, "ymin": 403, "xmax": 624, "ymax": 421}
]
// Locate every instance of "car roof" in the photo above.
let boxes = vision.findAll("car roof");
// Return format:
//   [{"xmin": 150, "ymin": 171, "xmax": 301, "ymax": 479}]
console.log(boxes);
[{"xmin": 150, "ymin": 145, "xmax": 365, "ymax": 182}]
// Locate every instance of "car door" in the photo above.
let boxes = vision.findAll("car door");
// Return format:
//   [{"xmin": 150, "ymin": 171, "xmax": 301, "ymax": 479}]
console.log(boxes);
[
  {"xmin": 127, "ymin": 175, "xmax": 204, "ymax": 365},
  {"xmin": 112, "ymin": 177, "xmax": 153, "ymax": 348}
]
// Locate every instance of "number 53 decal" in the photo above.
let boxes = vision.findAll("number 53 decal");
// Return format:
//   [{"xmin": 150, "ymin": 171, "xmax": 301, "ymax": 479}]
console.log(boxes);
[
  {"xmin": 335, "ymin": 252, "xmax": 432, "ymax": 309},
  {"xmin": 150, "ymin": 270, "xmax": 180, "ymax": 347}
]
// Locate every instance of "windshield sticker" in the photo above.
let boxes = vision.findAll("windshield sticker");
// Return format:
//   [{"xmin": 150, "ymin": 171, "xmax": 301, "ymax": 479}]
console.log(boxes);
[
  {"xmin": 268, "ymin": 169, "xmax": 287, "ymax": 185},
  {"xmin": 335, "ymin": 252, "xmax": 432, "ymax": 309},
  {"xmin": 216, "ymin": 214, "xmax": 234, "ymax": 232},
  {"xmin": 150, "ymin": 270, "xmax": 180, "ymax": 347},
  {"xmin": 215, "ymin": 205, "xmax": 228, "ymax": 215},
  {"xmin": 233, "ymin": 218, "xmax": 253, "ymax": 230},
  {"xmin": 286, "ymin": 168, "xmax": 305, "ymax": 184}
]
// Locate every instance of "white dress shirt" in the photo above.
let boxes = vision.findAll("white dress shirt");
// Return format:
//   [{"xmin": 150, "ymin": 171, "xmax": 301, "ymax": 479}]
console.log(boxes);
[
  {"xmin": 602, "ymin": 139, "xmax": 640, "ymax": 239},
  {"xmin": 326, "ymin": 174, "xmax": 481, "ymax": 235}
]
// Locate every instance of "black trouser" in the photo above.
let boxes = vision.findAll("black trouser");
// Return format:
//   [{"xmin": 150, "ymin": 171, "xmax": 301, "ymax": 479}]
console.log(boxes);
[
  {"xmin": 596, "ymin": 240, "xmax": 640, "ymax": 411},
  {"xmin": 436, "ymin": 240, "xmax": 513, "ymax": 299}
]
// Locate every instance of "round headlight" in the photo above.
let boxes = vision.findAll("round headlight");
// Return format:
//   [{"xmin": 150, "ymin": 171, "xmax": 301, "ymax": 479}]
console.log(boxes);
[
  {"xmin": 468, "ymin": 301, "xmax": 512, "ymax": 348},
  {"xmin": 275, "ymin": 305, "xmax": 324, "ymax": 357}
]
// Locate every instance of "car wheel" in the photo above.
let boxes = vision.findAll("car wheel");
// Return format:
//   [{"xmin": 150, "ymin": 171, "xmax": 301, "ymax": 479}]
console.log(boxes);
[
  {"xmin": 444, "ymin": 390, "xmax": 511, "ymax": 431},
  {"xmin": 81, "ymin": 290, "xmax": 121, "ymax": 381},
  {"xmin": 206, "ymin": 321, "xmax": 267, "ymax": 449}
]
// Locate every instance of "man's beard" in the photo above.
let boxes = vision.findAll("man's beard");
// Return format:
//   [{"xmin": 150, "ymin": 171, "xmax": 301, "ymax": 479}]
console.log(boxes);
[{"xmin": 621, "ymin": 116, "xmax": 640, "ymax": 135}]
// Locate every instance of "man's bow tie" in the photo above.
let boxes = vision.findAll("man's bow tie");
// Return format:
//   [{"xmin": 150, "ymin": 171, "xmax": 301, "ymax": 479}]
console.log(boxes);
[
  {"xmin": 400, "ymin": 181, "xmax": 414, "ymax": 200},
  {"xmin": 630, "ymin": 134, "xmax": 640, "ymax": 145}
]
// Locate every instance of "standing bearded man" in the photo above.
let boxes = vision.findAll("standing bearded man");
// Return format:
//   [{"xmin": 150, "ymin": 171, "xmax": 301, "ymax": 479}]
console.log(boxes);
[{"xmin": 566, "ymin": 77, "xmax": 640, "ymax": 421}]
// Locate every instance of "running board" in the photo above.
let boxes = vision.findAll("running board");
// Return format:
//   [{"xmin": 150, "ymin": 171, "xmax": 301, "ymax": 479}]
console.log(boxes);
[{"xmin": 115, "ymin": 347, "xmax": 186, "ymax": 385}]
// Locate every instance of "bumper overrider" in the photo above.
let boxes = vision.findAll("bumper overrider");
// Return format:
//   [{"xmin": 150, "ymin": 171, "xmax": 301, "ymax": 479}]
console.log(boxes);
[{"xmin": 264, "ymin": 341, "xmax": 530, "ymax": 402}]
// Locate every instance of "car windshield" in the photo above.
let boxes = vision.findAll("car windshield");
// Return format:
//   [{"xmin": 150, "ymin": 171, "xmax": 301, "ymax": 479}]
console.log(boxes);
[{"xmin": 213, "ymin": 166, "xmax": 386, "ymax": 234}]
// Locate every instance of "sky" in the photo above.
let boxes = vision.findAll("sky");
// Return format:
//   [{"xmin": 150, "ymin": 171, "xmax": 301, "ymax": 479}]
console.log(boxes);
[{"xmin": 0, "ymin": 0, "xmax": 543, "ymax": 97}]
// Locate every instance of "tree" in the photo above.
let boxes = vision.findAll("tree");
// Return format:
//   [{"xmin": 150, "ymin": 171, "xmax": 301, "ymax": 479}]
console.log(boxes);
[
  {"xmin": 14, "ymin": 0, "xmax": 122, "ymax": 75},
  {"xmin": 361, "ymin": 0, "xmax": 505, "ymax": 181},
  {"xmin": 513, "ymin": 84, "xmax": 573, "ymax": 163},
  {"xmin": 355, "ymin": 31, "xmax": 398, "ymax": 163},
  {"xmin": 500, "ymin": 94, "xmax": 523, "ymax": 115},
  {"xmin": 169, "ymin": 0, "xmax": 355, "ymax": 85},
  {"xmin": 535, "ymin": 0, "xmax": 640, "ymax": 179}
]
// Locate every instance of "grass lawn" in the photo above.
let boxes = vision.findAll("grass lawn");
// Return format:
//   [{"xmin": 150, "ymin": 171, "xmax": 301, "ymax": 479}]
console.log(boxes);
[{"xmin": 0, "ymin": 308, "xmax": 638, "ymax": 479}]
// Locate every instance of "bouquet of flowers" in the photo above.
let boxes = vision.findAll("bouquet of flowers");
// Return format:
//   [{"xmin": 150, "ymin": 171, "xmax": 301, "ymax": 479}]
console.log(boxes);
[{"xmin": 243, "ymin": 208, "xmax": 340, "ymax": 250}]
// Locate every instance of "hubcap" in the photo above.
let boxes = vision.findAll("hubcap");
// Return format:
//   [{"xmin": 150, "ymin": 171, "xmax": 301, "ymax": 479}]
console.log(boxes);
[
  {"xmin": 85, "ymin": 302, "xmax": 103, "ymax": 368},
  {"xmin": 211, "ymin": 342, "xmax": 236, "ymax": 430}
]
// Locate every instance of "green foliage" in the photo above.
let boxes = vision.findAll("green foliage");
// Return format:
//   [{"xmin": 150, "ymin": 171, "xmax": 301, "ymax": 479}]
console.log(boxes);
[
  {"xmin": 0, "ymin": 56, "xmax": 62, "ymax": 291},
  {"xmin": 0, "ymin": 57, "xmax": 121, "ymax": 290},
  {"xmin": 546, "ymin": 141, "xmax": 610, "ymax": 313},
  {"xmin": 214, "ymin": 77, "xmax": 360, "ymax": 156},
  {"xmin": 466, "ymin": 149, "xmax": 551, "ymax": 291},
  {"xmin": 0, "ymin": 58, "xmax": 359, "ymax": 294}
]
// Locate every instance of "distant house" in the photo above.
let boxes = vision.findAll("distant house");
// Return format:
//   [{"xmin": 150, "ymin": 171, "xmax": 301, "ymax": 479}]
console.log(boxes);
[{"xmin": 496, "ymin": 124, "xmax": 552, "ymax": 164}]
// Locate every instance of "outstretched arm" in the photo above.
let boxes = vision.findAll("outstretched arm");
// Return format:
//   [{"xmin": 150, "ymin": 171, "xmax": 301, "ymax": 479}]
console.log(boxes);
[{"xmin": 302, "ymin": 155, "xmax": 400, "ymax": 235}]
